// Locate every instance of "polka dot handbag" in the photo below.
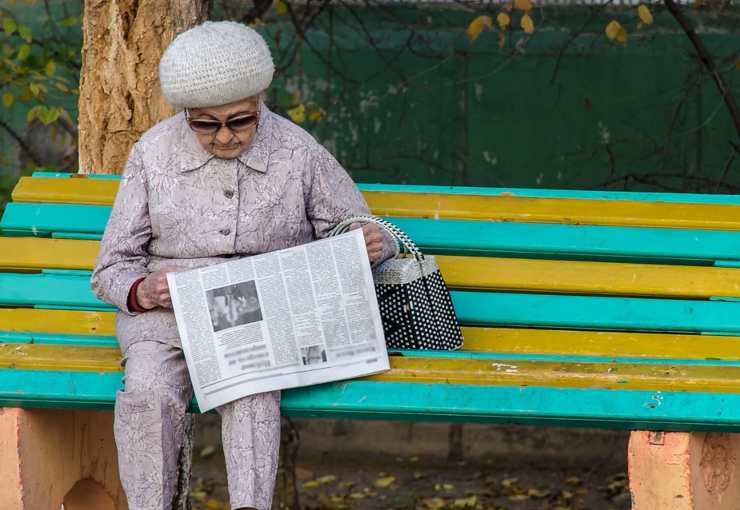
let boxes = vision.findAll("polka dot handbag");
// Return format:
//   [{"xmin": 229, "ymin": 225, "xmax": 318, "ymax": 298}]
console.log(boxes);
[{"xmin": 331, "ymin": 215, "xmax": 463, "ymax": 351}]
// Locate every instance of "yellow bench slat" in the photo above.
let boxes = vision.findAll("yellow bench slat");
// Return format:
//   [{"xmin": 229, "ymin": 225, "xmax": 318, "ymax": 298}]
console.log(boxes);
[
  {"xmin": 0, "ymin": 309, "xmax": 116, "ymax": 336},
  {"xmin": 367, "ymin": 192, "xmax": 740, "ymax": 231},
  {"xmin": 437, "ymin": 256, "xmax": 740, "ymax": 298},
  {"xmin": 5, "ymin": 237, "xmax": 740, "ymax": 299},
  {"xmin": 1, "ymin": 310, "xmax": 737, "ymax": 362},
  {"xmin": 11, "ymin": 177, "xmax": 119, "ymax": 206},
  {"xmin": 462, "ymin": 327, "xmax": 740, "ymax": 360},
  {"xmin": 0, "ymin": 237, "xmax": 100, "ymax": 271},
  {"xmin": 4, "ymin": 343, "xmax": 740, "ymax": 394},
  {"xmin": 13, "ymin": 177, "xmax": 740, "ymax": 230}
]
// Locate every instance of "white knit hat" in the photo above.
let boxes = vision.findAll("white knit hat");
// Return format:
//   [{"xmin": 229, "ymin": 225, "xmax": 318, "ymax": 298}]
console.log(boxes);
[{"xmin": 159, "ymin": 21, "xmax": 274, "ymax": 109}]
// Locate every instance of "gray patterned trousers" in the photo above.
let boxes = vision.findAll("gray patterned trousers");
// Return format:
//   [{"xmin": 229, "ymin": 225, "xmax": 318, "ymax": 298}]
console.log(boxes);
[{"xmin": 114, "ymin": 341, "xmax": 281, "ymax": 510}]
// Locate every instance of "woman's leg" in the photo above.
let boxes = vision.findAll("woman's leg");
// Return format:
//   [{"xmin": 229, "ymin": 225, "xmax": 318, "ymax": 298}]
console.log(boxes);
[
  {"xmin": 218, "ymin": 391, "xmax": 281, "ymax": 510},
  {"xmin": 114, "ymin": 341, "xmax": 193, "ymax": 510}
]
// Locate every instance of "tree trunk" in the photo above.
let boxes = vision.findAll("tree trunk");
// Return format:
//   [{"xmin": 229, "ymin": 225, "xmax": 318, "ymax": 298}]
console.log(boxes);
[{"xmin": 78, "ymin": 0, "xmax": 209, "ymax": 175}]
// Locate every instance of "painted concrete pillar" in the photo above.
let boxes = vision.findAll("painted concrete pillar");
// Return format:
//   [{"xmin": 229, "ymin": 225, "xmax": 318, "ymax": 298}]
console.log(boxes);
[
  {"xmin": 0, "ymin": 407, "xmax": 126, "ymax": 510},
  {"xmin": 629, "ymin": 430, "xmax": 740, "ymax": 509}
]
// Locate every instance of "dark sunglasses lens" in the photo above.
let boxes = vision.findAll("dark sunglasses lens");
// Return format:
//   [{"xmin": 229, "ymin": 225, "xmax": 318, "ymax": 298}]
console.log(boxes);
[
  {"xmin": 226, "ymin": 116, "xmax": 257, "ymax": 131},
  {"xmin": 189, "ymin": 120, "xmax": 220, "ymax": 133}
]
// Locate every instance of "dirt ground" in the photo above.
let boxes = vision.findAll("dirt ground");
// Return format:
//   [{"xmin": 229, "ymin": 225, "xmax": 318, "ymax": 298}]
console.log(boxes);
[{"xmin": 189, "ymin": 419, "xmax": 631, "ymax": 510}]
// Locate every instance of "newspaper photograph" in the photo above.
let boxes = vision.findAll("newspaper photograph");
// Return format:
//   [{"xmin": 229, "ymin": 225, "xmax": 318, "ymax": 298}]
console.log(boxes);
[{"xmin": 167, "ymin": 229, "xmax": 390, "ymax": 412}]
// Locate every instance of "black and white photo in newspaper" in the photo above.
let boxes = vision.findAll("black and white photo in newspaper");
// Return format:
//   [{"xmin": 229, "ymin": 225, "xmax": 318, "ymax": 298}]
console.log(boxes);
[{"xmin": 167, "ymin": 229, "xmax": 390, "ymax": 411}]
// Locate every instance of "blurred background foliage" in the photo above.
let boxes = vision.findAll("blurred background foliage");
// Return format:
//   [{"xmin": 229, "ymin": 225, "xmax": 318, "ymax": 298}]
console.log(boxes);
[{"xmin": 0, "ymin": 0, "xmax": 738, "ymax": 213}]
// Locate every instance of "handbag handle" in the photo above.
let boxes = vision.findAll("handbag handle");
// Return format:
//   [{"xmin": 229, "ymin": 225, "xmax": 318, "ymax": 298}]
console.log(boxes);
[{"xmin": 329, "ymin": 215, "xmax": 424, "ymax": 259}]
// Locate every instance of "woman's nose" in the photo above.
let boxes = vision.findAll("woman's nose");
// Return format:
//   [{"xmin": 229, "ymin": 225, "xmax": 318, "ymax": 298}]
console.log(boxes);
[{"xmin": 215, "ymin": 125, "xmax": 234, "ymax": 145}]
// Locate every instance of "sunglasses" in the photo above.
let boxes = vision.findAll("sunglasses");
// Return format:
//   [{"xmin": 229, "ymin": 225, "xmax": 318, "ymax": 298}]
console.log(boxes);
[{"xmin": 185, "ymin": 110, "xmax": 259, "ymax": 135}]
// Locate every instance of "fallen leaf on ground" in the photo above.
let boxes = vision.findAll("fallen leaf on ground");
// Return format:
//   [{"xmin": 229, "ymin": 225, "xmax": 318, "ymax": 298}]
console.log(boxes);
[{"xmin": 375, "ymin": 476, "xmax": 396, "ymax": 488}]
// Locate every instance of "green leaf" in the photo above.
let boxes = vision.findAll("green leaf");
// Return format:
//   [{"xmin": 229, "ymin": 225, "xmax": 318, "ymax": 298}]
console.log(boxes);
[
  {"xmin": 18, "ymin": 25, "xmax": 32, "ymax": 43},
  {"xmin": 38, "ymin": 106, "xmax": 60, "ymax": 125},
  {"xmin": 17, "ymin": 44, "xmax": 31, "ymax": 61},
  {"xmin": 26, "ymin": 104, "xmax": 43, "ymax": 121},
  {"xmin": 3, "ymin": 18, "xmax": 18, "ymax": 35},
  {"xmin": 59, "ymin": 17, "xmax": 78, "ymax": 27},
  {"xmin": 28, "ymin": 82, "xmax": 40, "ymax": 96},
  {"xmin": 45, "ymin": 60, "xmax": 55, "ymax": 77},
  {"xmin": 2, "ymin": 91, "xmax": 13, "ymax": 107}
]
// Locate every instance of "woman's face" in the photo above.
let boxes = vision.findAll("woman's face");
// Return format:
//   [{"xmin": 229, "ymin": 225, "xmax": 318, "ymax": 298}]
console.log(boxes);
[{"xmin": 186, "ymin": 96, "xmax": 261, "ymax": 160}]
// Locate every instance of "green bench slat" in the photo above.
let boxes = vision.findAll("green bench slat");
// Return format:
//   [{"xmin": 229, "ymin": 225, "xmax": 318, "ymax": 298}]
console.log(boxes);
[
  {"xmin": 2, "ymin": 370, "xmax": 740, "ymax": 431},
  {"xmin": 1, "ymin": 203, "xmax": 110, "ymax": 234},
  {"xmin": 0, "ymin": 273, "xmax": 112, "ymax": 309},
  {"xmin": 3, "ymin": 271, "xmax": 740, "ymax": 333},
  {"xmin": 6, "ymin": 203, "xmax": 740, "ymax": 263},
  {"xmin": 31, "ymin": 173, "xmax": 740, "ymax": 205},
  {"xmin": 455, "ymin": 291, "xmax": 740, "ymax": 334},
  {"xmin": 0, "ymin": 331, "xmax": 118, "ymax": 347}
]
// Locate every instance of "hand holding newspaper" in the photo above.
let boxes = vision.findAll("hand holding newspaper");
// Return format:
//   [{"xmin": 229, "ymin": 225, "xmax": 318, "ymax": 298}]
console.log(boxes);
[{"xmin": 167, "ymin": 229, "xmax": 390, "ymax": 412}]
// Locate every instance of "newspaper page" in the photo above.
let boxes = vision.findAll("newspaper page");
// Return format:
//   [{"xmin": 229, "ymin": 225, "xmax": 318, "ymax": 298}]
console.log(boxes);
[{"xmin": 167, "ymin": 229, "xmax": 390, "ymax": 412}]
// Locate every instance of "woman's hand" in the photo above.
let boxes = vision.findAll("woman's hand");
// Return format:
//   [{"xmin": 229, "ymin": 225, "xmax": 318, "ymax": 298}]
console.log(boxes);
[
  {"xmin": 136, "ymin": 267, "xmax": 182, "ymax": 309},
  {"xmin": 350, "ymin": 223, "xmax": 384, "ymax": 265}
]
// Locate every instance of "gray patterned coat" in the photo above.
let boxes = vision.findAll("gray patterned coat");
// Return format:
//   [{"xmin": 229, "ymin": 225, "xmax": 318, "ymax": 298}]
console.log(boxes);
[{"xmin": 92, "ymin": 104, "xmax": 395, "ymax": 352}]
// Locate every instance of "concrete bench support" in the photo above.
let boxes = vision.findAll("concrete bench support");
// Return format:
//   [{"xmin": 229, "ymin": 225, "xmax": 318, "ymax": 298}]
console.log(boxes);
[
  {"xmin": 629, "ymin": 430, "xmax": 740, "ymax": 509},
  {"xmin": 0, "ymin": 407, "xmax": 126, "ymax": 510}
]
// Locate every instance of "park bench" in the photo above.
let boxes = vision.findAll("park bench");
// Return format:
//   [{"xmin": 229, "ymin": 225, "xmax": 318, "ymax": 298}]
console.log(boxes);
[{"xmin": 3, "ymin": 171, "xmax": 740, "ymax": 509}]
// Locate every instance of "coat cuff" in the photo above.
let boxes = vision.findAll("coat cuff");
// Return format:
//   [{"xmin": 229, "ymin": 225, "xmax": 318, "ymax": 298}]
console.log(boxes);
[{"xmin": 127, "ymin": 277, "xmax": 154, "ymax": 314}]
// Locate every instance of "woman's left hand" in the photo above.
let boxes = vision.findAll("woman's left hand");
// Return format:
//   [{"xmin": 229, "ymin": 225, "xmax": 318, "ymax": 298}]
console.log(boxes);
[{"xmin": 350, "ymin": 222, "xmax": 384, "ymax": 265}]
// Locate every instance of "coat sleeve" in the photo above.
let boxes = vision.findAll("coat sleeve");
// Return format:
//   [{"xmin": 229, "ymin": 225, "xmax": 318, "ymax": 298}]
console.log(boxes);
[
  {"xmin": 304, "ymin": 144, "xmax": 398, "ymax": 264},
  {"xmin": 90, "ymin": 143, "xmax": 152, "ymax": 315}
]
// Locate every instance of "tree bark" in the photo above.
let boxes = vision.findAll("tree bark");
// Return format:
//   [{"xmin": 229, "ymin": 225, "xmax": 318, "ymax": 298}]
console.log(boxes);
[{"xmin": 78, "ymin": 0, "xmax": 209, "ymax": 175}]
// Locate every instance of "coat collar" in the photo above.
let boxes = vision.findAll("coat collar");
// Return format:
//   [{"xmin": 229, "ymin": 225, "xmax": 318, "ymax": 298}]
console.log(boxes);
[{"xmin": 179, "ymin": 102, "xmax": 273, "ymax": 174}]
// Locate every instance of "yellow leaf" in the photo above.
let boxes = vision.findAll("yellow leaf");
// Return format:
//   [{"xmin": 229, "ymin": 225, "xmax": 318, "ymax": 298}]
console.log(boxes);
[
  {"xmin": 45, "ymin": 60, "xmax": 56, "ymax": 77},
  {"xmin": 18, "ymin": 24, "xmax": 31, "ymax": 42},
  {"xmin": 17, "ymin": 44, "xmax": 31, "ymax": 61},
  {"xmin": 302, "ymin": 479, "xmax": 320, "ymax": 489},
  {"xmin": 349, "ymin": 492, "xmax": 366, "ymax": 499},
  {"xmin": 528, "ymin": 488, "xmax": 551, "ymax": 498},
  {"xmin": 274, "ymin": 0, "xmax": 288, "ymax": 15},
  {"xmin": 466, "ymin": 15, "xmax": 493, "ymax": 42},
  {"xmin": 605, "ymin": 20, "xmax": 627, "ymax": 44},
  {"xmin": 501, "ymin": 477, "xmax": 519, "ymax": 488},
  {"xmin": 316, "ymin": 474, "xmax": 337, "ymax": 484},
  {"xmin": 308, "ymin": 107, "xmax": 326, "ymax": 122},
  {"xmin": 453, "ymin": 495, "xmax": 478, "ymax": 508},
  {"xmin": 521, "ymin": 13, "xmax": 535, "ymax": 34},
  {"xmin": 497, "ymin": 12, "xmax": 511, "ymax": 30},
  {"xmin": 637, "ymin": 4, "xmax": 653, "ymax": 25},
  {"xmin": 374, "ymin": 475, "xmax": 396, "ymax": 488},
  {"xmin": 421, "ymin": 497, "xmax": 446, "ymax": 510},
  {"xmin": 287, "ymin": 103, "xmax": 305, "ymax": 124},
  {"xmin": 509, "ymin": 494, "xmax": 530, "ymax": 501},
  {"xmin": 2, "ymin": 92, "xmax": 13, "ymax": 107},
  {"xmin": 3, "ymin": 17, "xmax": 17, "ymax": 35},
  {"xmin": 514, "ymin": 0, "xmax": 533, "ymax": 11}
]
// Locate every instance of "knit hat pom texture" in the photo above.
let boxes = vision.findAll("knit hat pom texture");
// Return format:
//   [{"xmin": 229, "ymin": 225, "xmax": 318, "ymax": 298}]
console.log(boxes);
[{"xmin": 159, "ymin": 21, "xmax": 274, "ymax": 109}]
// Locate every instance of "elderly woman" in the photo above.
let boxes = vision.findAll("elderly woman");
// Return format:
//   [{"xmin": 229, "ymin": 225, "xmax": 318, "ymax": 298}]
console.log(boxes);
[{"xmin": 92, "ymin": 21, "xmax": 395, "ymax": 510}]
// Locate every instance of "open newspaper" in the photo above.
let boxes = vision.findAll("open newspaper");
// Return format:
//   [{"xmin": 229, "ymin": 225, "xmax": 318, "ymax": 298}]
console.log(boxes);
[{"xmin": 167, "ymin": 229, "xmax": 390, "ymax": 412}]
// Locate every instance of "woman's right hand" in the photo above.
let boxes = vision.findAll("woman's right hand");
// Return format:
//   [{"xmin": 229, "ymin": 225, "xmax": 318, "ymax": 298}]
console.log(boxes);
[{"xmin": 136, "ymin": 267, "xmax": 181, "ymax": 309}]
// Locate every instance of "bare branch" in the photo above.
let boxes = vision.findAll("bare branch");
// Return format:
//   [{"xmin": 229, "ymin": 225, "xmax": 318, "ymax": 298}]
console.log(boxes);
[
  {"xmin": 0, "ymin": 119, "xmax": 42, "ymax": 167},
  {"xmin": 664, "ymin": 0, "xmax": 740, "ymax": 138}
]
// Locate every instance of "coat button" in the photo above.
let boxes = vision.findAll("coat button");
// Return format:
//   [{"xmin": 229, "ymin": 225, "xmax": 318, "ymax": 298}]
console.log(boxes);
[
  {"xmin": 219, "ymin": 228, "xmax": 231, "ymax": 236},
  {"xmin": 224, "ymin": 189, "xmax": 234, "ymax": 199}
]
